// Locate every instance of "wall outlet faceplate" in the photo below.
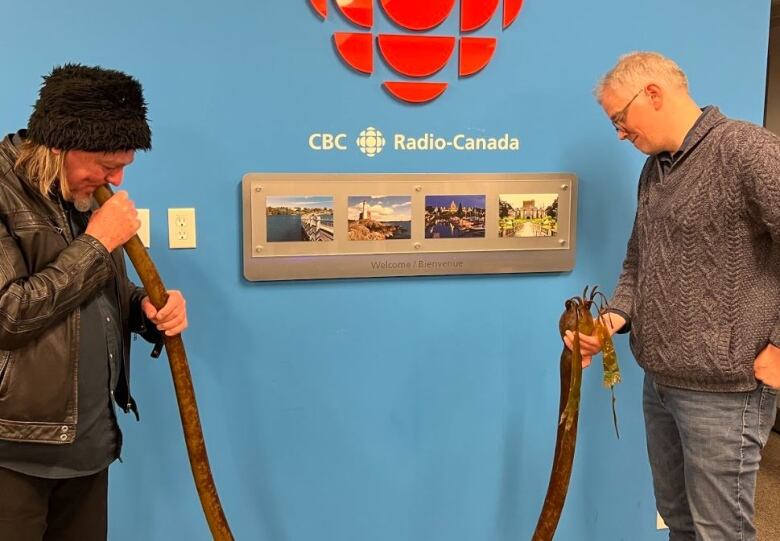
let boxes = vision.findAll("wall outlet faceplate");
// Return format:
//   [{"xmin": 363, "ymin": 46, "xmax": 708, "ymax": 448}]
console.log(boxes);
[
  {"xmin": 168, "ymin": 208, "xmax": 196, "ymax": 249},
  {"xmin": 137, "ymin": 209, "xmax": 150, "ymax": 248}
]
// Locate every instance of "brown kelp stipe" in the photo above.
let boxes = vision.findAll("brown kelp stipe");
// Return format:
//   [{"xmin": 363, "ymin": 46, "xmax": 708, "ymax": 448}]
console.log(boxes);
[
  {"xmin": 532, "ymin": 286, "xmax": 621, "ymax": 541},
  {"xmin": 94, "ymin": 185, "xmax": 233, "ymax": 540}
]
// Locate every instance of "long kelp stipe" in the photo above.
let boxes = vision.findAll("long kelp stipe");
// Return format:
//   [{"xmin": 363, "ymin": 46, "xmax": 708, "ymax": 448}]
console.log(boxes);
[
  {"xmin": 532, "ymin": 286, "xmax": 621, "ymax": 541},
  {"xmin": 94, "ymin": 185, "xmax": 233, "ymax": 540}
]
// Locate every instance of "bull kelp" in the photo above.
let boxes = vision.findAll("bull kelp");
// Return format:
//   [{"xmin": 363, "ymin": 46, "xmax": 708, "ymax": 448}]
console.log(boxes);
[{"xmin": 532, "ymin": 286, "xmax": 621, "ymax": 541}]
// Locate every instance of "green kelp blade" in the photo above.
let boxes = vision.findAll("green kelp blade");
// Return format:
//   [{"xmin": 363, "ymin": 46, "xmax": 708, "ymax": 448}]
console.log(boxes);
[{"xmin": 597, "ymin": 320, "xmax": 621, "ymax": 439}]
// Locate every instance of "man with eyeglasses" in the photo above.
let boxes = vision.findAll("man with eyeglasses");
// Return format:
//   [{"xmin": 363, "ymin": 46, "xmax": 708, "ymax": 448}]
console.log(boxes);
[{"xmin": 568, "ymin": 51, "xmax": 780, "ymax": 540}]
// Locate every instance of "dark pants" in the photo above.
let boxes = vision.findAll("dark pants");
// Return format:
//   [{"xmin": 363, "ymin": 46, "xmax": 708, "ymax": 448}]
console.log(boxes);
[{"xmin": 0, "ymin": 466, "xmax": 107, "ymax": 541}]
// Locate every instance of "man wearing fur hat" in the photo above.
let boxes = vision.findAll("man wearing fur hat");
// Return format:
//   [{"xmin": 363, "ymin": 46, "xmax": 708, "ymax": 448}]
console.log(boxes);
[{"xmin": 0, "ymin": 64, "xmax": 187, "ymax": 540}]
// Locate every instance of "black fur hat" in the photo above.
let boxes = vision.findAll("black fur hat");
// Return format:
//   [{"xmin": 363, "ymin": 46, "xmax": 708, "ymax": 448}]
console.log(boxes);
[{"xmin": 27, "ymin": 64, "xmax": 152, "ymax": 152}]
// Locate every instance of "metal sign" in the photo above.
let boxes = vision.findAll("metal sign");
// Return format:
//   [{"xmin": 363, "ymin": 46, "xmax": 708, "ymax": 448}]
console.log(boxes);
[{"xmin": 242, "ymin": 172, "xmax": 576, "ymax": 281}]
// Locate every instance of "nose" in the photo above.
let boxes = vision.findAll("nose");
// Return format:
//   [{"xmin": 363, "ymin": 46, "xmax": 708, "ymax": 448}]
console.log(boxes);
[
  {"xmin": 617, "ymin": 128, "xmax": 629, "ymax": 141},
  {"xmin": 105, "ymin": 168, "xmax": 124, "ymax": 186}
]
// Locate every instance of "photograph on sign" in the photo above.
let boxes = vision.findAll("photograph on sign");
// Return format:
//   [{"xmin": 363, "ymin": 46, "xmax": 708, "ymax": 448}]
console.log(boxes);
[
  {"xmin": 424, "ymin": 195, "xmax": 486, "ymax": 239},
  {"xmin": 498, "ymin": 194, "xmax": 559, "ymax": 238},
  {"xmin": 266, "ymin": 195, "xmax": 334, "ymax": 242},
  {"xmin": 347, "ymin": 196, "xmax": 412, "ymax": 240}
]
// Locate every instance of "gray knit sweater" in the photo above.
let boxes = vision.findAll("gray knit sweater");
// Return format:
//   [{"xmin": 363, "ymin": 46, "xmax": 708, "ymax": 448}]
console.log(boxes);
[{"xmin": 610, "ymin": 106, "xmax": 780, "ymax": 392}]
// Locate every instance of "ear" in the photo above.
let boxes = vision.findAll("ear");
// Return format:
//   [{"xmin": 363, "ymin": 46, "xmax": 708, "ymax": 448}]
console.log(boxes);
[
  {"xmin": 52, "ymin": 148, "xmax": 62, "ymax": 155},
  {"xmin": 645, "ymin": 83, "xmax": 663, "ymax": 110}
]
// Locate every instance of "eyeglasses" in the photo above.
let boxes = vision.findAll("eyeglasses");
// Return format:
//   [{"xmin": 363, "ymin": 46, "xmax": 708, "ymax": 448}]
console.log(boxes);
[{"xmin": 610, "ymin": 89, "xmax": 643, "ymax": 132}]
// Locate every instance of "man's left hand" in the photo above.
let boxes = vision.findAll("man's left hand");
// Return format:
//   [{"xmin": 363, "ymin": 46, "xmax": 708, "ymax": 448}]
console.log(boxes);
[
  {"xmin": 754, "ymin": 342, "xmax": 780, "ymax": 388},
  {"xmin": 141, "ymin": 290, "xmax": 188, "ymax": 336}
]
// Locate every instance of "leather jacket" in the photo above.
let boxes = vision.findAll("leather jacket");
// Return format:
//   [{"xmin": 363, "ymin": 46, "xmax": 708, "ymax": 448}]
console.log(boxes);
[{"xmin": 0, "ymin": 132, "xmax": 161, "ymax": 444}]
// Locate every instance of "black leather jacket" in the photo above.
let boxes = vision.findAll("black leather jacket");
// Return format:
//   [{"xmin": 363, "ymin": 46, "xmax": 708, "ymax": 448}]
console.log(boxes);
[{"xmin": 0, "ymin": 132, "xmax": 160, "ymax": 444}]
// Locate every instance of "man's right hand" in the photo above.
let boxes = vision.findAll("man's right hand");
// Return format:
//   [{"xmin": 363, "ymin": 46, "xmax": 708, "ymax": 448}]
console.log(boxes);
[
  {"xmin": 84, "ymin": 190, "xmax": 140, "ymax": 252},
  {"xmin": 563, "ymin": 312, "xmax": 626, "ymax": 368}
]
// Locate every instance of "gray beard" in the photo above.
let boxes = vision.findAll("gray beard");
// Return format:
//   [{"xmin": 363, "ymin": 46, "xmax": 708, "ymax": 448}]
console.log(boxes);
[{"xmin": 73, "ymin": 197, "xmax": 92, "ymax": 212}]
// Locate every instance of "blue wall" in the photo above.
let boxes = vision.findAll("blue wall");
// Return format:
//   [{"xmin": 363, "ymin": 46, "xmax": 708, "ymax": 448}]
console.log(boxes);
[{"xmin": 0, "ymin": 1, "xmax": 771, "ymax": 539}]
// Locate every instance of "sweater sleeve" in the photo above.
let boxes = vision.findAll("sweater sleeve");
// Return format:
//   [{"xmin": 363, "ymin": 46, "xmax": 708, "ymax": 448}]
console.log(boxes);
[
  {"xmin": 739, "ymin": 125, "xmax": 780, "ymax": 346},
  {"xmin": 608, "ymin": 215, "xmax": 638, "ymax": 333},
  {"xmin": 608, "ymin": 158, "xmax": 654, "ymax": 334}
]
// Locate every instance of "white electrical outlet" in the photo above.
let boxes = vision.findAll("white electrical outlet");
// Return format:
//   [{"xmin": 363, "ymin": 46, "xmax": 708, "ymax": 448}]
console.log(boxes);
[
  {"xmin": 137, "ymin": 209, "xmax": 150, "ymax": 248},
  {"xmin": 168, "ymin": 208, "xmax": 196, "ymax": 249}
]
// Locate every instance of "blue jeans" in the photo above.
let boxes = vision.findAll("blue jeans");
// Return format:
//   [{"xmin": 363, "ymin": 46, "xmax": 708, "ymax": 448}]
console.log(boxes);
[{"xmin": 643, "ymin": 374, "xmax": 777, "ymax": 541}]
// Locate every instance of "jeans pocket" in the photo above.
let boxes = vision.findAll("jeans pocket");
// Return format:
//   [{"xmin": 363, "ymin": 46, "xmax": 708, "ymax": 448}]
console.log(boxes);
[{"xmin": 758, "ymin": 385, "xmax": 778, "ymax": 447}]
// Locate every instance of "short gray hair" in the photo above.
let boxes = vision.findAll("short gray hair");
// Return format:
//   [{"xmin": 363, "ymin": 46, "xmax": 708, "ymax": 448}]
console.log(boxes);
[{"xmin": 595, "ymin": 51, "xmax": 688, "ymax": 103}]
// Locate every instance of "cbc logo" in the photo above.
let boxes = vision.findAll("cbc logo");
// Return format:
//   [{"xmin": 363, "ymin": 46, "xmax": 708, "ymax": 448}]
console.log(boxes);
[
  {"xmin": 308, "ymin": 133, "xmax": 348, "ymax": 151},
  {"xmin": 356, "ymin": 127, "xmax": 385, "ymax": 157},
  {"xmin": 309, "ymin": 127, "xmax": 386, "ymax": 157},
  {"xmin": 308, "ymin": 0, "xmax": 525, "ymax": 103}
]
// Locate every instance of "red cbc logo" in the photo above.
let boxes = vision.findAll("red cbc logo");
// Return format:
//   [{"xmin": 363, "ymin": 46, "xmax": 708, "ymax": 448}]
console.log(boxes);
[{"xmin": 309, "ymin": 0, "xmax": 524, "ymax": 104}]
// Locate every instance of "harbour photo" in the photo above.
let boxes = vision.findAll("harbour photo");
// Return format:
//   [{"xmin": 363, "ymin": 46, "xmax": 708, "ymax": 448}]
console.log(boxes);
[
  {"xmin": 266, "ymin": 196, "xmax": 334, "ymax": 242},
  {"xmin": 424, "ymin": 195, "xmax": 486, "ymax": 239}
]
